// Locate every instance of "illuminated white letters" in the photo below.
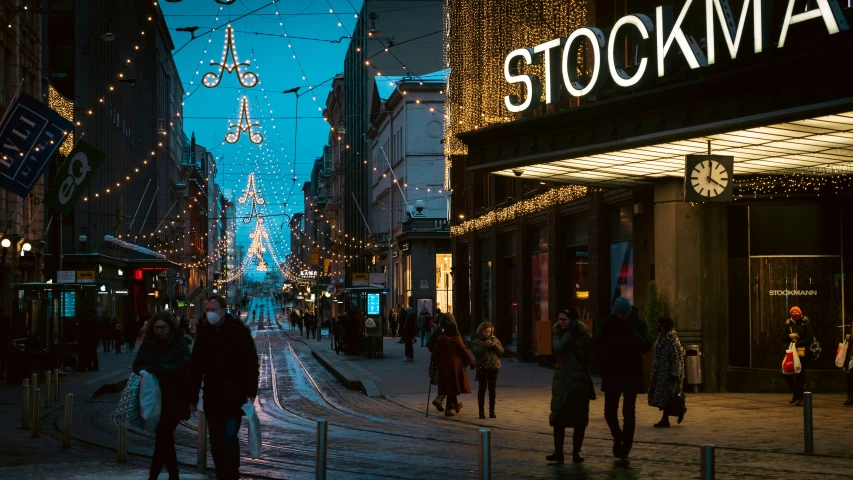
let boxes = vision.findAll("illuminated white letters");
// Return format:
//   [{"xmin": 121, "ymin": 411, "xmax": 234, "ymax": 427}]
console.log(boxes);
[
  {"xmin": 656, "ymin": 1, "xmax": 707, "ymax": 77},
  {"xmin": 533, "ymin": 38, "xmax": 565, "ymax": 104},
  {"xmin": 504, "ymin": 47, "xmax": 542, "ymax": 113},
  {"xmin": 706, "ymin": 0, "xmax": 767, "ymax": 64},
  {"xmin": 778, "ymin": 0, "xmax": 849, "ymax": 48},
  {"xmin": 608, "ymin": 15, "xmax": 654, "ymax": 87},
  {"xmin": 562, "ymin": 28, "xmax": 607, "ymax": 97},
  {"xmin": 501, "ymin": 0, "xmax": 847, "ymax": 112}
]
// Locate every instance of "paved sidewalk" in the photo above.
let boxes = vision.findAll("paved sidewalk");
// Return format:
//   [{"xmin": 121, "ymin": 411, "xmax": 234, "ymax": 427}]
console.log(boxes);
[{"xmin": 284, "ymin": 326, "xmax": 853, "ymax": 459}]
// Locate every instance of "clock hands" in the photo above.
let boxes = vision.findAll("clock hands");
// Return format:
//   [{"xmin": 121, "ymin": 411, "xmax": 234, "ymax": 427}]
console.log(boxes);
[{"xmin": 708, "ymin": 176, "xmax": 725, "ymax": 188}]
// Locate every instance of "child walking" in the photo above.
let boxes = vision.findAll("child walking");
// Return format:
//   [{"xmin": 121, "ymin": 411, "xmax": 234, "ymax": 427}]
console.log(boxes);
[{"xmin": 471, "ymin": 322, "xmax": 504, "ymax": 419}]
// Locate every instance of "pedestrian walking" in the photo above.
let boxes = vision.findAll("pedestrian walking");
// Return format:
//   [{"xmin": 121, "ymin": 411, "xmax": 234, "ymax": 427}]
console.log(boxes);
[
  {"xmin": 306, "ymin": 312, "xmax": 317, "ymax": 339},
  {"xmin": 188, "ymin": 316, "xmax": 198, "ymax": 342},
  {"xmin": 428, "ymin": 313, "xmax": 457, "ymax": 411},
  {"xmin": 418, "ymin": 308, "xmax": 428, "ymax": 347},
  {"xmin": 124, "ymin": 318, "xmax": 138, "ymax": 353},
  {"xmin": 401, "ymin": 306, "xmax": 417, "ymax": 362},
  {"xmin": 431, "ymin": 322, "xmax": 475, "ymax": 416},
  {"xmin": 389, "ymin": 310, "xmax": 398, "ymax": 338},
  {"xmin": 471, "ymin": 321, "xmax": 503, "ymax": 419},
  {"xmin": 783, "ymin": 306, "xmax": 814, "ymax": 406},
  {"xmin": 133, "ymin": 311, "xmax": 191, "ymax": 480},
  {"xmin": 648, "ymin": 316, "xmax": 686, "ymax": 427},
  {"xmin": 80, "ymin": 311, "xmax": 100, "ymax": 371},
  {"xmin": 547, "ymin": 308, "xmax": 594, "ymax": 464},
  {"xmin": 113, "ymin": 320, "xmax": 123, "ymax": 354},
  {"xmin": 189, "ymin": 296, "xmax": 260, "ymax": 480},
  {"xmin": 101, "ymin": 316, "xmax": 112, "ymax": 353},
  {"xmin": 593, "ymin": 296, "xmax": 651, "ymax": 467}
]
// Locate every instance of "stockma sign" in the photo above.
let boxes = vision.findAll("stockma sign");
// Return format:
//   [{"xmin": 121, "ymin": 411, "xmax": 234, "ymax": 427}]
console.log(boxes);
[
  {"xmin": 503, "ymin": 0, "xmax": 849, "ymax": 112},
  {"xmin": 44, "ymin": 141, "xmax": 105, "ymax": 215},
  {"xmin": 0, "ymin": 92, "xmax": 74, "ymax": 197}
]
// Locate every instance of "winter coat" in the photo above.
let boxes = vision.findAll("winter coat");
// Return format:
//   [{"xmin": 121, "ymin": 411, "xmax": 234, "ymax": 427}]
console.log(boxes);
[
  {"xmin": 593, "ymin": 307, "xmax": 651, "ymax": 394},
  {"xmin": 431, "ymin": 334, "xmax": 475, "ymax": 396},
  {"xmin": 113, "ymin": 323, "xmax": 123, "ymax": 341},
  {"xmin": 549, "ymin": 320, "xmax": 593, "ymax": 428},
  {"xmin": 782, "ymin": 317, "xmax": 814, "ymax": 358},
  {"xmin": 188, "ymin": 314, "xmax": 260, "ymax": 418},
  {"xmin": 401, "ymin": 309, "xmax": 418, "ymax": 339},
  {"xmin": 648, "ymin": 330, "xmax": 684, "ymax": 409},
  {"xmin": 133, "ymin": 330, "xmax": 191, "ymax": 422},
  {"xmin": 470, "ymin": 335, "xmax": 504, "ymax": 370}
]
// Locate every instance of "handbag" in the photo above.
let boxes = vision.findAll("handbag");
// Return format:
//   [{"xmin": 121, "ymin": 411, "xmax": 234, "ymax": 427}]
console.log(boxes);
[
  {"xmin": 138, "ymin": 370, "xmax": 162, "ymax": 429},
  {"xmin": 782, "ymin": 341, "xmax": 802, "ymax": 375},
  {"xmin": 664, "ymin": 392, "xmax": 687, "ymax": 417},
  {"xmin": 241, "ymin": 402, "xmax": 262, "ymax": 459},
  {"xmin": 112, "ymin": 373, "xmax": 146, "ymax": 430},
  {"xmin": 835, "ymin": 340, "xmax": 849, "ymax": 368},
  {"xmin": 428, "ymin": 361, "xmax": 438, "ymax": 385}
]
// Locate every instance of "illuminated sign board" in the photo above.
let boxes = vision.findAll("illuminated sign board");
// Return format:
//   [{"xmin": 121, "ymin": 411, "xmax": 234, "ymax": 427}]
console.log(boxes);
[
  {"xmin": 367, "ymin": 293, "xmax": 380, "ymax": 315},
  {"xmin": 503, "ymin": 0, "xmax": 849, "ymax": 113}
]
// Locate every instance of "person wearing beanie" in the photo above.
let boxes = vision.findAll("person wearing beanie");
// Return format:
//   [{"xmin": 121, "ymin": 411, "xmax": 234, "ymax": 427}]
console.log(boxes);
[
  {"xmin": 782, "ymin": 306, "xmax": 814, "ymax": 406},
  {"xmin": 593, "ymin": 296, "xmax": 650, "ymax": 468}
]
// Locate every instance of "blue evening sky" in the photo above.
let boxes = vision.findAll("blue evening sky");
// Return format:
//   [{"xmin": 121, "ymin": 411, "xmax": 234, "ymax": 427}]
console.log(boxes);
[{"xmin": 161, "ymin": 0, "xmax": 363, "ymax": 280}]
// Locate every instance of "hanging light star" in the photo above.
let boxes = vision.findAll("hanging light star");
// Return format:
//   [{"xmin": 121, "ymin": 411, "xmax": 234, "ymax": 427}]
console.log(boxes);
[
  {"xmin": 226, "ymin": 97, "xmax": 264, "ymax": 145},
  {"xmin": 202, "ymin": 25, "xmax": 259, "ymax": 88}
]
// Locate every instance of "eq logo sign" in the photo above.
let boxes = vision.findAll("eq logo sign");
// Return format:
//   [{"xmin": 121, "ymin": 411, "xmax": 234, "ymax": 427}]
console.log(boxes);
[{"xmin": 44, "ymin": 140, "xmax": 105, "ymax": 215}]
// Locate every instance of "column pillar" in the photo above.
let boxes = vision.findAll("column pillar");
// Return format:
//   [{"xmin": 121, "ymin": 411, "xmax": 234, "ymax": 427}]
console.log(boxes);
[{"xmin": 654, "ymin": 180, "xmax": 728, "ymax": 392}]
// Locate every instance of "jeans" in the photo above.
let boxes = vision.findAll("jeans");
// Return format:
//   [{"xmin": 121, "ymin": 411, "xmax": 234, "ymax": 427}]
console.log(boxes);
[
  {"xmin": 208, "ymin": 415, "xmax": 242, "ymax": 480},
  {"xmin": 150, "ymin": 416, "xmax": 180, "ymax": 479},
  {"xmin": 477, "ymin": 368, "xmax": 498, "ymax": 410},
  {"xmin": 419, "ymin": 329, "xmax": 430, "ymax": 346},
  {"xmin": 604, "ymin": 390, "xmax": 638, "ymax": 457}
]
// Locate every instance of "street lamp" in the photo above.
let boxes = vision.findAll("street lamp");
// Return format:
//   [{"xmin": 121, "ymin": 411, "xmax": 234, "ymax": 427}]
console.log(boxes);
[{"xmin": 21, "ymin": 242, "xmax": 31, "ymax": 256}]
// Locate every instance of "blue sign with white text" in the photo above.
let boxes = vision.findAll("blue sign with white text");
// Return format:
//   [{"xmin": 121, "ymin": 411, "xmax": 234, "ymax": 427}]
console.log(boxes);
[
  {"xmin": 0, "ymin": 92, "xmax": 73, "ymax": 198},
  {"xmin": 367, "ymin": 293, "xmax": 380, "ymax": 315}
]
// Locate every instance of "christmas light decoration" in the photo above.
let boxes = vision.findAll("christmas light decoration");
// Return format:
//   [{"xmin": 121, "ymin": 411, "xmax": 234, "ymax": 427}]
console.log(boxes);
[
  {"xmin": 226, "ymin": 97, "xmax": 264, "ymax": 145},
  {"xmin": 202, "ymin": 25, "xmax": 259, "ymax": 88},
  {"xmin": 443, "ymin": 0, "xmax": 589, "ymax": 185},
  {"xmin": 237, "ymin": 173, "xmax": 266, "ymax": 223},
  {"xmin": 450, "ymin": 185, "xmax": 588, "ymax": 236},
  {"xmin": 48, "ymin": 85, "xmax": 74, "ymax": 156},
  {"xmin": 734, "ymin": 171, "xmax": 853, "ymax": 199}
]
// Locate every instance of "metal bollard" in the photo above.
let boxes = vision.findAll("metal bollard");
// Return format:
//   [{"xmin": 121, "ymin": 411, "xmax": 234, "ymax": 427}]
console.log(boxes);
[
  {"xmin": 54, "ymin": 369, "xmax": 60, "ymax": 402},
  {"xmin": 30, "ymin": 373, "xmax": 37, "ymax": 410},
  {"xmin": 62, "ymin": 394, "xmax": 74, "ymax": 448},
  {"xmin": 117, "ymin": 425, "xmax": 127, "ymax": 463},
  {"xmin": 44, "ymin": 370, "xmax": 51, "ymax": 409},
  {"xmin": 700, "ymin": 444, "xmax": 715, "ymax": 480},
  {"xmin": 197, "ymin": 411, "xmax": 207, "ymax": 474},
  {"xmin": 803, "ymin": 392, "xmax": 814, "ymax": 453},
  {"xmin": 20, "ymin": 379, "xmax": 29, "ymax": 429},
  {"xmin": 31, "ymin": 389, "xmax": 40, "ymax": 437},
  {"xmin": 315, "ymin": 419, "xmax": 327, "ymax": 480},
  {"xmin": 479, "ymin": 429, "xmax": 491, "ymax": 480}
]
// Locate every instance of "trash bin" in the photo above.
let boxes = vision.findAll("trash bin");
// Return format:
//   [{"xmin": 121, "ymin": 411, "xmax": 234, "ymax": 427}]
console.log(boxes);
[
  {"xmin": 685, "ymin": 345, "xmax": 702, "ymax": 393},
  {"xmin": 363, "ymin": 317, "xmax": 384, "ymax": 359}
]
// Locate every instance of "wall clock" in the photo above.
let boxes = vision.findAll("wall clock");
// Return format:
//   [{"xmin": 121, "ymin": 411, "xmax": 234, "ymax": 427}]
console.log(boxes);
[{"xmin": 684, "ymin": 155, "xmax": 734, "ymax": 202}]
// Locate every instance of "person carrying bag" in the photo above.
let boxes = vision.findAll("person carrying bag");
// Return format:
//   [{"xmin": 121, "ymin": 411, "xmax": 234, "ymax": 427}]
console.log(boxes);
[{"xmin": 781, "ymin": 306, "xmax": 812, "ymax": 406}]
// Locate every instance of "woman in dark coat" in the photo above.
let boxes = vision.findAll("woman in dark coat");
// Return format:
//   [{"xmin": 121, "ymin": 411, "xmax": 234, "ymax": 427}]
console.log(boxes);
[
  {"xmin": 431, "ymin": 322, "xmax": 475, "ymax": 417},
  {"xmin": 133, "ymin": 311, "xmax": 191, "ymax": 480},
  {"xmin": 648, "ymin": 316, "xmax": 685, "ymax": 427},
  {"xmin": 548, "ymin": 308, "xmax": 593, "ymax": 464}
]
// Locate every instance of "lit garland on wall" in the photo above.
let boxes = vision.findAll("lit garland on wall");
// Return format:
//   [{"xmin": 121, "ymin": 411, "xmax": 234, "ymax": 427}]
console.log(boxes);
[
  {"xmin": 450, "ymin": 185, "xmax": 588, "ymax": 236},
  {"xmin": 443, "ymin": 0, "xmax": 591, "ymax": 186},
  {"xmin": 47, "ymin": 85, "xmax": 74, "ymax": 156},
  {"xmin": 734, "ymin": 172, "xmax": 853, "ymax": 199},
  {"xmin": 202, "ymin": 25, "xmax": 259, "ymax": 88}
]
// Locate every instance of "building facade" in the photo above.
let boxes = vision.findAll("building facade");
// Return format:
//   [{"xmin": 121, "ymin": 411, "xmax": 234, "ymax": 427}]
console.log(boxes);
[{"xmin": 447, "ymin": 0, "xmax": 853, "ymax": 392}]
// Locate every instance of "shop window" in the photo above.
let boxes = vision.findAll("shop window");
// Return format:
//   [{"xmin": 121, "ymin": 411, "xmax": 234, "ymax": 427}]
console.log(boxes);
[
  {"xmin": 750, "ymin": 204, "xmax": 840, "ymax": 256},
  {"xmin": 436, "ymin": 253, "xmax": 453, "ymax": 314},
  {"xmin": 565, "ymin": 216, "xmax": 590, "ymax": 315},
  {"xmin": 404, "ymin": 254, "xmax": 412, "ymax": 307},
  {"xmin": 530, "ymin": 226, "xmax": 549, "ymax": 353},
  {"xmin": 609, "ymin": 206, "xmax": 634, "ymax": 305}
]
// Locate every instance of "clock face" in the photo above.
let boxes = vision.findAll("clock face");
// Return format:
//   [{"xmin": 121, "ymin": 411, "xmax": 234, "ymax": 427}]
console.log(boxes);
[{"xmin": 690, "ymin": 160, "xmax": 729, "ymax": 198}]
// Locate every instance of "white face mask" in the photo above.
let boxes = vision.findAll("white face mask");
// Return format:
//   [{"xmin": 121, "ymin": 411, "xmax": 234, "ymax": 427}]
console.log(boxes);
[{"xmin": 207, "ymin": 311, "xmax": 222, "ymax": 325}]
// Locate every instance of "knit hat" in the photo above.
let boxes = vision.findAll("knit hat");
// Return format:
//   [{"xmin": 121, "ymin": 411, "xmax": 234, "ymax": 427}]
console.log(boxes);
[
  {"xmin": 613, "ymin": 296, "xmax": 631, "ymax": 315},
  {"xmin": 790, "ymin": 306, "xmax": 802, "ymax": 318}
]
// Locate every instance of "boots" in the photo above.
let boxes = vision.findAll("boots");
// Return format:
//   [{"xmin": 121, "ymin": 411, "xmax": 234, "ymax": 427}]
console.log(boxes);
[
  {"xmin": 546, "ymin": 426, "xmax": 565, "ymax": 464},
  {"xmin": 478, "ymin": 385, "xmax": 486, "ymax": 419},
  {"xmin": 845, "ymin": 395, "xmax": 853, "ymax": 406},
  {"xmin": 489, "ymin": 387, "xmax": 496, "ymax": 418},
  {"xmin": 478, "ymin": 405, "xmax": 485, "ymax": 419}
]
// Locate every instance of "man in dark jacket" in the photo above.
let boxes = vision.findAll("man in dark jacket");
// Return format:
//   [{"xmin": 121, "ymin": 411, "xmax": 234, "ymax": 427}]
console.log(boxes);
[
  {"xmin": 189, "ymin": 296, "xmax": 259, "ymax": 480},
  {"xmin": 401, "ymin": 306, "xmax": 417, "ymax": 362},
  {"xmin": 593, "ymin": 296, "xmax": 651, "ymax": 467}
]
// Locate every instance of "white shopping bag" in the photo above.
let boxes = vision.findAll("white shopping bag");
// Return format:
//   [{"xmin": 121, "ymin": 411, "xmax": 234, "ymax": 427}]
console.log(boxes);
[
  {"xmin": 835, "ymin": 340, "xmax": 849, "ymax": 368},
  {"xmin": 783, "ymin": 342, "xmax": 802, "ymax": 375},
  {"xmin": 139, "ymin": 370, "xmax": 162, "ymax": 429},
  {"xmin": 241, "ymin": 402, "xmax": 262, "ymax": 459}
]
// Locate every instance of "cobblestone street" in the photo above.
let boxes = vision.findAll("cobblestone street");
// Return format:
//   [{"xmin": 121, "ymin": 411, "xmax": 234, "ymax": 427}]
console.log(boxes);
[{"xmin": 2, "ymin": 301, "xmax": 851, "ymax": 479}]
